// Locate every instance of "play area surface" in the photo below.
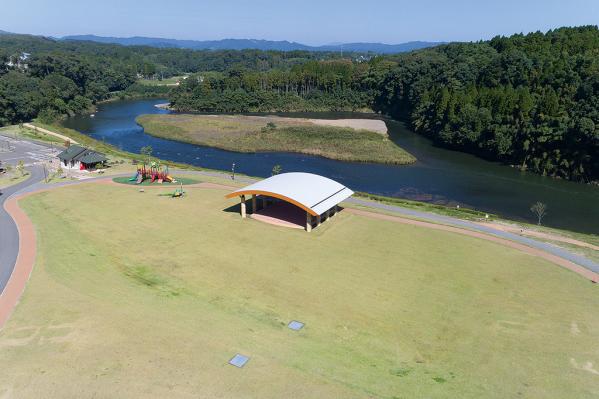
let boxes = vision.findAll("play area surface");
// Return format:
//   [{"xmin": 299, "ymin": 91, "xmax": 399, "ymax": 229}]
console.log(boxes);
[
  {"xmin": 112, "ymin": 176, "xmax": 199, "ymax": 186},
  {"xmin": 1, "ymin": 182, "xmax": 599, "ymax": 398}
]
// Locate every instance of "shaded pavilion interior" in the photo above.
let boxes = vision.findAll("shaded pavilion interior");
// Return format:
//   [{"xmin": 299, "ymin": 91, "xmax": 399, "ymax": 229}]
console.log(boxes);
[{"xmin": 225, "ymin": 172, "xmax": 354, "ymax": 232}]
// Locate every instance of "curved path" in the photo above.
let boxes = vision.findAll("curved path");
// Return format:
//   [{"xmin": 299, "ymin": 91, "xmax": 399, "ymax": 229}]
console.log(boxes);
[
  {"xmin": 0, "ymin": 166, "xmax": 44, "ymax": 293},
  {"xmin": 1, "ymin": 168, "xmax": 597, "ymax": 329},
  {"xmin": 0, "ymin": 165, "xmax": 44, "ymax": 327},
  {"xmin": 346, "ymin": 197, "xmax": 599, "ymax": 276}
]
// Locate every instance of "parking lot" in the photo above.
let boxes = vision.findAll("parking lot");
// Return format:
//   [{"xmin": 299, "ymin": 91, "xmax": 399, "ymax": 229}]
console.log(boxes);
[{"xmin": 0, "ymin": 136, "xmax": 60, "ymax": 168}]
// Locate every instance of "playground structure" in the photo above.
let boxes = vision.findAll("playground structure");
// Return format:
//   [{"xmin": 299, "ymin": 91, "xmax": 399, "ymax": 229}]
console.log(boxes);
[{"xmin": 130, "ymin": 162, "xmax": 175, "ymax": 184}]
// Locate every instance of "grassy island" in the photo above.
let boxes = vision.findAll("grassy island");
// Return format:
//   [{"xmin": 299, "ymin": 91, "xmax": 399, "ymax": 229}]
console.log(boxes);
[{"xmin": 136, "ymin": 114, "xmax": 416, "ymax": 165}]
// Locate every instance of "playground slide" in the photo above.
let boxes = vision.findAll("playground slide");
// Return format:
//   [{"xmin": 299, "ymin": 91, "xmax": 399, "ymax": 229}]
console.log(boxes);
[
  {"xmin": 129, "ymin": 172, "xmax": 139, "ymax": 181},
  {"xmin": 136, "ymin": 174, "xmax": 143, "ymax": 184}
]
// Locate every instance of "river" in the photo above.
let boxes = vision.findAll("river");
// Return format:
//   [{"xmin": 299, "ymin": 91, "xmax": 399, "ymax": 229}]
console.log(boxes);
[{"xmin": 62, "ymin": 98, "xmax": 599, "ymax": 234}]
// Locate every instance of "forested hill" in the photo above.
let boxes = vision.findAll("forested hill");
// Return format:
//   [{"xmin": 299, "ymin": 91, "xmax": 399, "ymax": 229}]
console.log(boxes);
[
  {"xmin": 375, "ymin": 26, "xmax": 599, "ymax": 182},
  {"xmin": 61, "ymin": 35, "xmax": 441, "ymax": 54},
  {"xmin": 1, "ymin": 27, "xmax": 598, "ymax": 182},
  {"xmin": 171, "ymin": 26, "xmax": 599, "ymax": 182},
  {"xmin": 0, "ymin": 32, "xmax": 349, "ymax": 124}
]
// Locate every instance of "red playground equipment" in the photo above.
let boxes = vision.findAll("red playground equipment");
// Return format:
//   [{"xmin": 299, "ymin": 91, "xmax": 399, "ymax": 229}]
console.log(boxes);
[{"xmin": 131, "ymin": 162, "xmax": 175, "ymax": 184}]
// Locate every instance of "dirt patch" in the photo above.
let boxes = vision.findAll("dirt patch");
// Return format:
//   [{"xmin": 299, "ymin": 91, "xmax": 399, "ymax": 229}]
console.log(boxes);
[{"xmin": 308, "ymin": 118, "xmax": 387, "ymax": 134}]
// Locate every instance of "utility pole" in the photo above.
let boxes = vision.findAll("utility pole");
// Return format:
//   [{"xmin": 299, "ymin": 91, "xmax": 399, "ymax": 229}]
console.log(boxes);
[{"xmin": 231, "ymin": 162, "xmax": 236, "ymax": 180}]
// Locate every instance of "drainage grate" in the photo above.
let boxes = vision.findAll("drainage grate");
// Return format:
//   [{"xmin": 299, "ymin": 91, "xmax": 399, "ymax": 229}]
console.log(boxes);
[
  {"xmin": 288, "ymin": 320, "xmax": 305, "ymax": 331},
  {"xmin": 229, "ymin": 354, "xmax": 250, "ymax": 368}
]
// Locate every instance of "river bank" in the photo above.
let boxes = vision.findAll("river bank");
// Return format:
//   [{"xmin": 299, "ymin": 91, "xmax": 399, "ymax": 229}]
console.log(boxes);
[
  {"xmin": 58, "ymin": 98, "xmax": 599, "ymax": 234},
  {"xmin": 136, "ymin": 114, "xmax": 415, "ymax": 165}
]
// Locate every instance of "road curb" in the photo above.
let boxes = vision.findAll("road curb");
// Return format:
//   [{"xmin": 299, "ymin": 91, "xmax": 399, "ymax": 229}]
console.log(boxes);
[{"xmin": 0, "ymin": 193, "xmax": 37, "ymax": 329}]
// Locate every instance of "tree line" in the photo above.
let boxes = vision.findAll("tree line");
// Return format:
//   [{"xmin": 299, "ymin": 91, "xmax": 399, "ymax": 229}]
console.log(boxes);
[
  {"xmin": 0, "ymin": 33, "xmax": 352, "ymax": 124},
  {"xmin": 1, "ymin": 27, "xmax": 598, "ymax": 182},
  {"xmin": 170, "ymin": 26, "xmax": 599, "ymax": 182},
  {"xmin": 374, "ymin": 26, "xmax": 599, "ymax": 182},
  {"xmin": 169, "ymin": 60, "xmax": 374, "ymax": 112}
]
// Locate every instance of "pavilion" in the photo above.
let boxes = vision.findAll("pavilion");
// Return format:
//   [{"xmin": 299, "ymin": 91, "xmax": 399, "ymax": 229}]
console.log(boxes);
[{"xmin": 225, "ymin": 172, "xmax": 354, "ymax": 232}]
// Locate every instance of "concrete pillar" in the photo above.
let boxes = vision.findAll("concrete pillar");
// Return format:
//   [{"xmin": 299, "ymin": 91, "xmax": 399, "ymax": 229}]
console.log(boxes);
[
  {"xmin": 240, "ymin": 195, "xmax": 246, "ymax": 218},
  {"xmin": 324, "ymin": 209, "xmax": 330, "ymax": 222},
  {"xmin": 306, "ymin": 212, "xmax": 312, "ymax": 232},
  {"xmin": 316, "ymin": 214, "xmax": 322, "ymax": 227},
  {"xmin": 251, "ymin": 195, "xmax": 257, "ymax": 214},
  {"xmin": 262, "ymin": 197, "xmax": 268, "ymax": 209}
]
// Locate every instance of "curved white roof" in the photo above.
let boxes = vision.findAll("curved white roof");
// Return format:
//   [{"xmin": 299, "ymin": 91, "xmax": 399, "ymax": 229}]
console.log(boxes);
[{"xmin": 226, "ymin": 172, "xmax": 354, "ymax": 216}]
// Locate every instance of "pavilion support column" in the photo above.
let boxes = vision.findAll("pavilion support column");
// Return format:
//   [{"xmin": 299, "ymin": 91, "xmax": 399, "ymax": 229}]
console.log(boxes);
[
  {"xmin": 324, "ymin": 209, "xmax": 331, "ymax": 222},
  {"xmin": 262, "ymin": 197, "xmax": 268, "ymax": 210},
  {"xmin": 316, "ymin": 214, "xmax": 322, "ymax": 227},
  {"xmin": 306, "ymin": 212, "xmax": 312, "ymax": 232},
  {"xmin": 330, "ymin": 206, "xmax": 337, "ymax": 218},
  {"xmin": 251, "ymin": 195, "xmax": 257, "ymax": 214},
  {"xmin": 240, "ymin": 195, "xmax": 246, "ymax": 218}
]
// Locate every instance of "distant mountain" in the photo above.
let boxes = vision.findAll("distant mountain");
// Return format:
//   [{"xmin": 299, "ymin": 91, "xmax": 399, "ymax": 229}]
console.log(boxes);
[
  {"xmin": 317, "ymin": 41, "xmax": 443, "ymax": 53},
  {"xmin": 0, "ymin": 30, "xmax": 12, "ymax": 35},
  {"xmin": 60, "ymin": 34, "xmax": 443, "ymax": 54}
]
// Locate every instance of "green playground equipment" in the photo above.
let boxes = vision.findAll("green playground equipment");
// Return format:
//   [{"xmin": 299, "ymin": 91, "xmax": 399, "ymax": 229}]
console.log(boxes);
[{"xmin": 158, "ymin": 182, "xmax": 186, "ymax": 198}]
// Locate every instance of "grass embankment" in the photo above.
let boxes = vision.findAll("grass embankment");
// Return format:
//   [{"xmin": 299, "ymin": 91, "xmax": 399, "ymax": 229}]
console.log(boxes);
[
  {"xmin": 355, "ymin": 192, "xmax": 599, "ymax": 258},
  {"xmin": 137, "ymin": 114, "xmax": 416, "ymax": 165},
  {"xmin": 0, "ymin": 125, "xmax": 65, "ymax": 146},
  {"xmin": 0, "ymin": 171, "xmax": 29, "ymax": 189},
  {"xmin": 1, "ymin": 184, "xmax": 598, "ymax": 398},
  {"xmin": 32, "ymin": 121, "xmax": 204, "ymax": 173},
  {"xmin": 355, "ymin": 192, "xmax": 497, "ymax": 221}
]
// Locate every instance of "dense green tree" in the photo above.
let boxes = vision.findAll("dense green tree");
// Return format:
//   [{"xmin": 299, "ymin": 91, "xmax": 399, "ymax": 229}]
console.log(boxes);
[
  {"xmin": 1, "ymin": 27, "xmax": 598, "ymax": 181},
  {"xmin": 373, "ymin": 26, "xmax": 599, "ymax": 182}
]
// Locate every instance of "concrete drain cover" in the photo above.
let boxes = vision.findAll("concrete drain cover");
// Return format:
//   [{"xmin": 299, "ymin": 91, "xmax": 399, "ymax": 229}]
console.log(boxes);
[
  {"xmin": 288, "ymin": 320, "xmax": 304, "ymax": 331},
  {"xmin": 229, "ymin": 354, "xmax": 250, "ymax": 368}
]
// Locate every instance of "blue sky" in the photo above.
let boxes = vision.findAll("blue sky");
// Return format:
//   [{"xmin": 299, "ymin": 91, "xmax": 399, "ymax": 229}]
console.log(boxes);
[{"xmin": 1, "ymin": 0, "xmax": 598, "ymax": 45}]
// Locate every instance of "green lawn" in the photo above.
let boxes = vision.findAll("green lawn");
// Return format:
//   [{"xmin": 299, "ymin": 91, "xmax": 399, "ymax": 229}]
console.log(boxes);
[
  {"xmin": 1, "ymin": 184, "xmax": 598, "ymax": 398},
  {"xmin": 0, "ymin": 125, "xmax": 65, "ymax": 146},
  {"xmin": 0, "ymin": 171, "xmax": 29, "ymax": 189},
  {"xmin": 137, "ymin": 114, "xmax": 416, "ymax": 165}
]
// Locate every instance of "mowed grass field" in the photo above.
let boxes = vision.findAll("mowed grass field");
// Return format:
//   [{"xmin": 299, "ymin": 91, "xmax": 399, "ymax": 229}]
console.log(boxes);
[
  {"xmin": 137, "ymin": 114, "xmax": 416, "ymax": 165},
  {"xmin": 1, "ymin": 183, "xmax": 599, "ymax": 398}
]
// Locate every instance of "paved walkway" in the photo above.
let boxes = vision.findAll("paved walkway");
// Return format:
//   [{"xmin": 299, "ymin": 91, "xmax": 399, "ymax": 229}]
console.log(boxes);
[
  {"xmin": 345, "ymin": 208, "xmax": 598, "ymax": 283},
  {"xmin": 0, "ymin": 166, "xmax": 44, "ymax": 294},
  {"xmin": 346, "ymin": 197, "xmax": 599, "ymax": 276}
]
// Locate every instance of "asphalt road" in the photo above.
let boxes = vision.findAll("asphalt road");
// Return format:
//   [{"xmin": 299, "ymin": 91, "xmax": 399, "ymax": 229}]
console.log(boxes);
[
  {"xmin": 0, "ymin": 165, "xmax": 44, "ymax": 294},
  {"xmin": 0, "ymin": 136, "xmax": 54, "ymax": 294},
  {"xmin": 0, "ymin": 135, "xmax": 58, "ymax": 167}
]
